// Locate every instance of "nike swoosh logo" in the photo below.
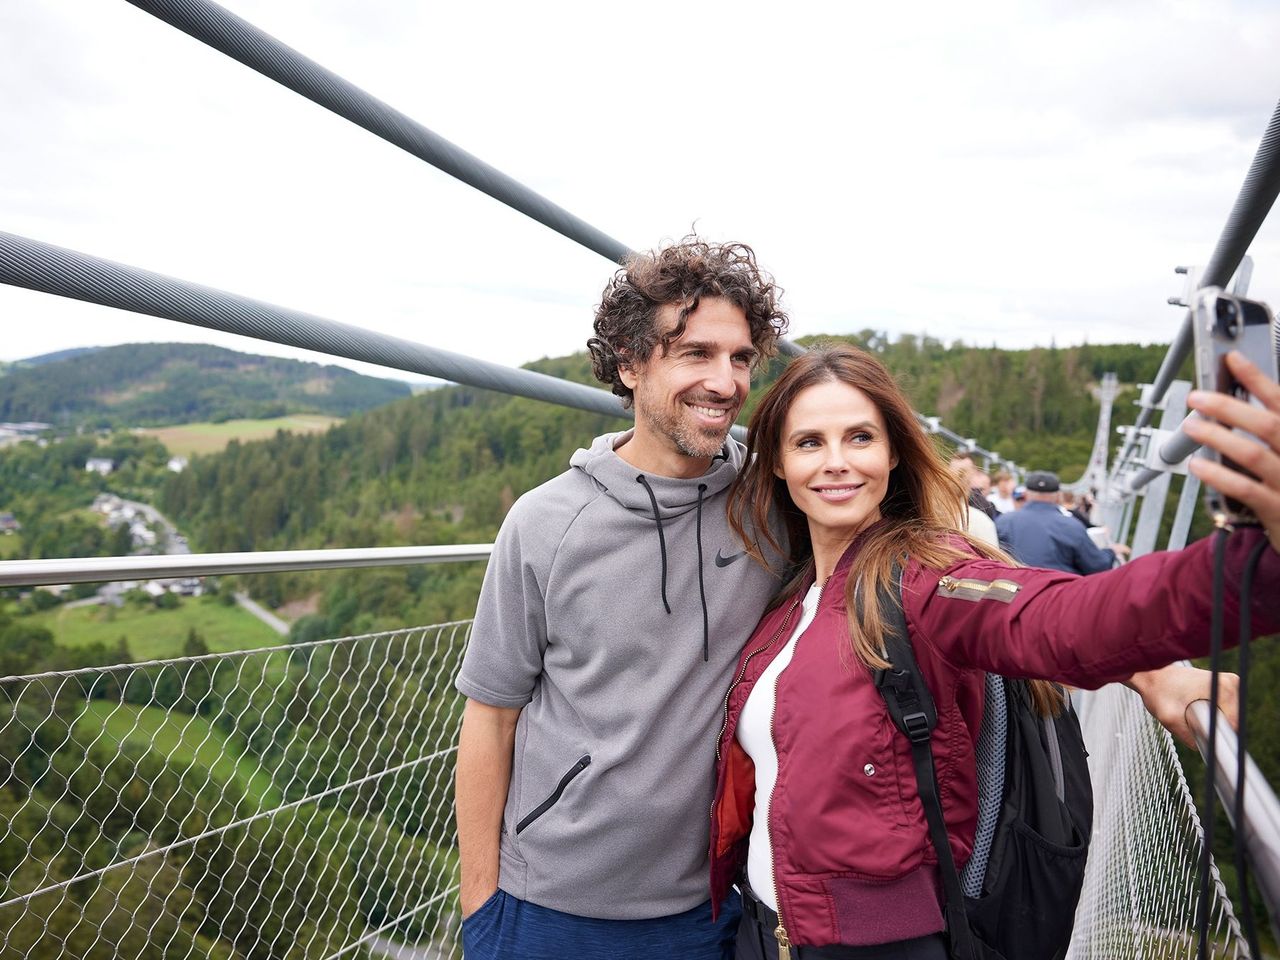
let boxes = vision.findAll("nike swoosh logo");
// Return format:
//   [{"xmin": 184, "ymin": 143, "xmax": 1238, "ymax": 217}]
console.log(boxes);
[{"xmin": 714, "ymin": 549, "xmax": 746, "ymax": 567}]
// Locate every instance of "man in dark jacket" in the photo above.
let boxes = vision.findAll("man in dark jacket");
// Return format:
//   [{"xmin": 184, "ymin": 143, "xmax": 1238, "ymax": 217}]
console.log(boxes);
[{"xmin": 996, "ymin": 471, "xmax": 1128, "ymax": 574}]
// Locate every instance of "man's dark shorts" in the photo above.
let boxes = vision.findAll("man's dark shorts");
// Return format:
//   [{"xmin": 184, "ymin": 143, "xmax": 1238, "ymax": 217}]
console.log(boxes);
[{"xmin": 462, "ymin": 889, "xmax": 741, "ymax": 959}]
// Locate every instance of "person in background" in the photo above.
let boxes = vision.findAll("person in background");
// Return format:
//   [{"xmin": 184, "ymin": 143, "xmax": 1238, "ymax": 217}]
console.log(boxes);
[
  {"xmin": 948, "ymin": 452, "xmax": 998, "ymax": 544},
  {"xmin": 996, "ymin": 470, "xmax": 1129, "ymax": 574},
  {"xmin": 713, "ymin": 344, "xmax": 1279, "ymax": 957},
  {"xmin": 987, "ymin": 469, "xmax": 1017, "ymax": 513},
  {"xmin": 970, "ymin": 470, "xmax": 993, "ymax": 502},
  {"xmin": 1059, "ymin": 489, "xmax": 1091, "ymax": 527},
  {"xmin": 948, "ymin": 452, "xmax": 999, "ymax": 522}
]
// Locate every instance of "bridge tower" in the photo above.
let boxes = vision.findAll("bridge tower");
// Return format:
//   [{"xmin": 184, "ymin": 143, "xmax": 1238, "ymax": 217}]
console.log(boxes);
[{"xmin": 1075, "ymin": 372, "xmax": 1119, "ymax": 499}]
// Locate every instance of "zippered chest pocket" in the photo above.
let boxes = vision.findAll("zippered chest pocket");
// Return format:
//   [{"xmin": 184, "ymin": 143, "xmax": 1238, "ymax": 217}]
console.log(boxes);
[{"xmin": 516, "ymin": 755, "xmax": 591, "ymax": 834}]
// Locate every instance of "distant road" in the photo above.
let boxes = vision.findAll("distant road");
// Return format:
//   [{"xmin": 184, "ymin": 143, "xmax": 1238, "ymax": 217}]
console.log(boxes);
[
  {"xmin": 115, "ymin": 498, "xmax": 189, "ymax": 556},
  {"xmin": 234, "ymin": 592, "xmax": 289, "ymax": 636}
]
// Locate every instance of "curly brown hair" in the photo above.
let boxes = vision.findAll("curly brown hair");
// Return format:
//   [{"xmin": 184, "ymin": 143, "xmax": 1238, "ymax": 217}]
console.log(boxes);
[{"xmin": 587, "ymin": 237, "xmax": 789, "ymax": 408}]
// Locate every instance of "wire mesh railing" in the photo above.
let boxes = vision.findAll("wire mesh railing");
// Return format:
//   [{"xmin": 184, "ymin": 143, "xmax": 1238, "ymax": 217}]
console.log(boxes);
[
  {"xmin": 0, "ymin": 605, "xmax": 1267, "ymax": 958},
  {"xmin": 1069, "ymin": 683, "xmax": 1246, "ymax": 959},
  {"xmin": 0, "ymin": 622, "xmax": 471, "ymax": 960}
]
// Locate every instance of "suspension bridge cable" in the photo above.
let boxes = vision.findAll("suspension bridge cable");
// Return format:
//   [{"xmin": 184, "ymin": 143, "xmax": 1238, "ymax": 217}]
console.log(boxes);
[
  {"xmin": 124, "ymin": 0, "xmax": 630, "ymax": 265},
  {"xmin": 121, "ymin": 0, "xmax": 806, "ymax": 359},
  {"xmin": 0, "ymin": 231, "xmax": 637, "ymax": 422}
]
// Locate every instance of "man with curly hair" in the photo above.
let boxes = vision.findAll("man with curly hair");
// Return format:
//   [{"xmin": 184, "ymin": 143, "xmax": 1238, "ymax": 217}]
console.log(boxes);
[{"xmin": 454, "ymin": 238, "xmax": 789, "ymax": 958}]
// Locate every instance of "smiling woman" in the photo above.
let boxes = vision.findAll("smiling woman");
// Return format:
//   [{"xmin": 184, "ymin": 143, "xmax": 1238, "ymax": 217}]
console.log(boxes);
[
  {"xmin": 717, "ymin": 342, "xmax": 1280, "ymax": 958},
  {"xmin": 774, "ymin": 378, "xmax": 898, "ymax": 577}
]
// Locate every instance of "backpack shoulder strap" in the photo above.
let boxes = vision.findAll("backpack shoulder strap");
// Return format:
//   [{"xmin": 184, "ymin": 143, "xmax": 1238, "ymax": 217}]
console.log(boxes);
[{"xmin": 872, "ymin": 565, "xmax": 979, "ymax": 960}]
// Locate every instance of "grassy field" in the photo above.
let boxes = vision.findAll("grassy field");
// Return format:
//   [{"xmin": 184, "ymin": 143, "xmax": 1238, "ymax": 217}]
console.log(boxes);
[
  {"xmin": 29, "ymin": 596, "xmax": 282, "ymax": 660},
  {"xmin": 0, "ymin": 534, "xmax": 22, "ymax": 559},
  {"xmin": 78, "ymin": 701, "xmax": 281, "ymax": 809},
  {"xmin": 139, "ymin": 415, "xmax": 341, "ymax": 457}
]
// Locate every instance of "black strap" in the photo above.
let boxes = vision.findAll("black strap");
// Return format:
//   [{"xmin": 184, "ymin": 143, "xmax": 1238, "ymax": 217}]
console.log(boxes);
[{"xmin": 872, "ymin": 570, "xmax": 979, "ymax": 960}]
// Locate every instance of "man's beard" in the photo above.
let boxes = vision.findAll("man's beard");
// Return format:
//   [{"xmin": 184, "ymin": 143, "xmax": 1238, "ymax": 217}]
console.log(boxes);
[{"xmin": 637, "ymin": 391, "xmax": 737, "ymax": 460}]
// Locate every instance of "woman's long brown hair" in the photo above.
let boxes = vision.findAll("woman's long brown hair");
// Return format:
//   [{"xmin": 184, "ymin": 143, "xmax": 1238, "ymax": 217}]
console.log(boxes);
[{"xmin": 727, "ymin": 343, "xmax": 1063, "ymax": 717}]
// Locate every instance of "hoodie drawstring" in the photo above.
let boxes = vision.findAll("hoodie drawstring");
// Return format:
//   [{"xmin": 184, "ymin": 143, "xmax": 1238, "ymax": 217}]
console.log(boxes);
[
  {"xmin": 695, "ymin": 483, "xmax": 709, "ymax": 662},
  {"xmin": 636, "ymin": 474, "xmax": 711, "ymax": 662},
  {"xmin": 636, "ymin": 475, "xmax": 671, "ymax": 615}
]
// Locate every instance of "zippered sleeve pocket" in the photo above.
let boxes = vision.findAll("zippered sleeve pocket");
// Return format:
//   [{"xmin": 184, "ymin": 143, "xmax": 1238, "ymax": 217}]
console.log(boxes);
[{"xmin": 515, "ymin": 754, "xmax": 591, "ymax": 834}]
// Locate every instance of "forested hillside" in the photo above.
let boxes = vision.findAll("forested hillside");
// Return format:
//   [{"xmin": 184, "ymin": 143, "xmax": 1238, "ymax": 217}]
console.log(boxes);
[
  {"xmin": 0, "ymin": 342, "xmax": 410, "ymax": 426},
  {"xmin": 158, "ymin": 335, "xmax": 1174, "ymax": 640}
]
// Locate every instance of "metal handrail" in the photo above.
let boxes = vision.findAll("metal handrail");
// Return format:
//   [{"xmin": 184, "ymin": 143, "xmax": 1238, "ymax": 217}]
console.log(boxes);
[
  {"xmin": 1187, "ymin": 698, "xmax": 1280, "ymax": 937},
  {"xmin": 0, "ymin": 544, "xmax": 493, "ymax": 587}
]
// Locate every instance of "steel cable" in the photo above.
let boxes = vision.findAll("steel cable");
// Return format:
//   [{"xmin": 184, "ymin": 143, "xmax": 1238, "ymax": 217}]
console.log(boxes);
[
  {"xmin": 0, "ymin": 230, "xmax": 636, "ymax": 422},
  {"xmin": 121, "ymin": 0, "xmax": 806, "ymax": 358},
  {"xmin": 124, "ymin": 0, "xmax": 631, "ymax": 265}
]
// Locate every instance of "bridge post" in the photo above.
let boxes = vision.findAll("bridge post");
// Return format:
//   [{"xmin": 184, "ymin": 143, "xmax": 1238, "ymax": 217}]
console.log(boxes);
[
  {"xmin": 1166, "ymin": 474, "xmax": 1202, "ymax": 552},
  {"xmin": 1130, "ymin": 380, "xmax": 1191, "ymax": 558},
  {"xmin": 1116, "ymin": 495, "xmax": 1137, "ymax": 549}
]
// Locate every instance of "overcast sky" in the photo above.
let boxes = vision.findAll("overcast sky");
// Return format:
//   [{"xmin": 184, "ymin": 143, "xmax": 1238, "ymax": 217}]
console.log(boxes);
[{"xmin": 3, "ymin": 0, "xmax": 1280, "ymax": 384}]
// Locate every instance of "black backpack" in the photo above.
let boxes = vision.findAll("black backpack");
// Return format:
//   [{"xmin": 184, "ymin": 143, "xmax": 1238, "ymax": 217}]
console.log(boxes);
[{"xmin": 872, "ymin": 578, "xmax": 1093, "ymax": 960}]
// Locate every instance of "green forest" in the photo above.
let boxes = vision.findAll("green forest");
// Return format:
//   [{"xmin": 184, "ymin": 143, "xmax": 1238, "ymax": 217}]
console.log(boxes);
[
  {"xmin": 0, "ymin": 342, "xmax": 410, "ymax": 427},
  {"xmin": 156, "ymin": 335, "xmax": 1173, "ymax": 638},
  {"xmin": 0, "ymin": 432, "xmax": 171, "ymax": 561}
]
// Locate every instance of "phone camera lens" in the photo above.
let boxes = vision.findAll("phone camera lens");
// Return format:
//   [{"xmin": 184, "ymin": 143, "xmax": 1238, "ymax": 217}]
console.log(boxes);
[{"xmin": 1215, "ymin": 298, "xmax": 1241, "ymax": 339}]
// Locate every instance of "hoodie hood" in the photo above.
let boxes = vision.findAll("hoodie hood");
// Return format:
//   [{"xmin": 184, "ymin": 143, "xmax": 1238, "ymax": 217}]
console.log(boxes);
[
  {"xmin": 570, "ymin": 429, "xmax": 747, "ymax": 661},
  {"xmin": 569, "ymin": 429, "xmax": 745, "ymax": 517}
]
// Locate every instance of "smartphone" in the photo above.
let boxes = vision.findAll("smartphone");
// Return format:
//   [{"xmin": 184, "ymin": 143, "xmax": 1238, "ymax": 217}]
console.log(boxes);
[{"xmin": 1191, "ymin": 286, "xmax": 1279, "ymax": 524}]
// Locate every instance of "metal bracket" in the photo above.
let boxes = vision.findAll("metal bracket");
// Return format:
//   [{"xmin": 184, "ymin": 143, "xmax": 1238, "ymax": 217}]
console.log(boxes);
[
  {"xmin": 1232, "ymin": 255, "xmax": 1254, "ymax": 296},
  {"xmin": 1142, "ymin": 428, "xmax": 1191, "ymax": 476},
  {"xmin": 1136, "ymin": 383, "xmax": 1168, "ymax": 412}
]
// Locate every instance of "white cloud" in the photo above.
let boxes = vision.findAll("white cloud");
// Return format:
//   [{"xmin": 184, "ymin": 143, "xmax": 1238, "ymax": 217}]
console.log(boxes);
[{"xmin": 3, "ymin": 0, "xmax": 1279, "ymax": 381}]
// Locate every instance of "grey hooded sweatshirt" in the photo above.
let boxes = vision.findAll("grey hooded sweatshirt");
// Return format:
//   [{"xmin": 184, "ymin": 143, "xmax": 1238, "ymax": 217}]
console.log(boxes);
[{"xmin": 456, "ymin": 430, "xmax": 781, "ymax": 919}]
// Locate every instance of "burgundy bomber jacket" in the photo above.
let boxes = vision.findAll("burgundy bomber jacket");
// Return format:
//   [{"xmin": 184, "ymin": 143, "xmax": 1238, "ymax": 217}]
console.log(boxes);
[{"xmin": 709, "ymin": 526, "xmax": 1279, "ymax": 949}]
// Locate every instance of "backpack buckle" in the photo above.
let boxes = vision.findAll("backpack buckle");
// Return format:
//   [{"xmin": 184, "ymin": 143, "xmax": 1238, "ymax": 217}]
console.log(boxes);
[
  {"xmin": 874, "ymin": 667, "xmax": 913, "ymax": 694},
  {"xmin": 902, "ymin": 710, "xmax": 932, "ymax": 743}
]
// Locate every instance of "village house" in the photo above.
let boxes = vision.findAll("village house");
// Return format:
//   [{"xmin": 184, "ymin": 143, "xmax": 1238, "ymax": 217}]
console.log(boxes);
[{"xmin": 85, "ymin": 457, "xmax": 115, "ymax": 476}]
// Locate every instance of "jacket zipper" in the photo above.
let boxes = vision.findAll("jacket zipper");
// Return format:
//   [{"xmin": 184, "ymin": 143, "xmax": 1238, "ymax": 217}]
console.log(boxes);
[
  {"xmin": 713, "ymin": 595, "xmax": 803, "ymax": 763},
  {"xmin": 515, "ymin": 754, "xmax": 591, "ymax": 834},
  {"xmin": 767, "ymin": 576, "xmax": 828, "ymax": 960},
  {"xmin": 708, "ymin": 594, "xmax": 803, "ymax": 909}
]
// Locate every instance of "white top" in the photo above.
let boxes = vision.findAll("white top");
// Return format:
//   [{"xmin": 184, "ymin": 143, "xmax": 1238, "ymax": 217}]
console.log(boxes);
[
  {"xmin": 988, "ymin": 492, "xmax": 1016, "ymax": 514},
  {"xmin": 735, "ymin": 580, "xmax": 824, "ymax": 912},
  {"xmin": 966, "ymin": 505, "xmax": 998, "ymax": 547}
]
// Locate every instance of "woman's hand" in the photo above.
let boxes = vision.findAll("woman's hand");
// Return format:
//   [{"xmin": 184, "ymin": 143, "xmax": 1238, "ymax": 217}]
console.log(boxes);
[
  {"xmin": 1184, "ymin": 350, "xmax": 1280, "ymax": 547},
  {"xmin": 1126, "ymin": 664, "xmax": 1239, "ymax": 749}
]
